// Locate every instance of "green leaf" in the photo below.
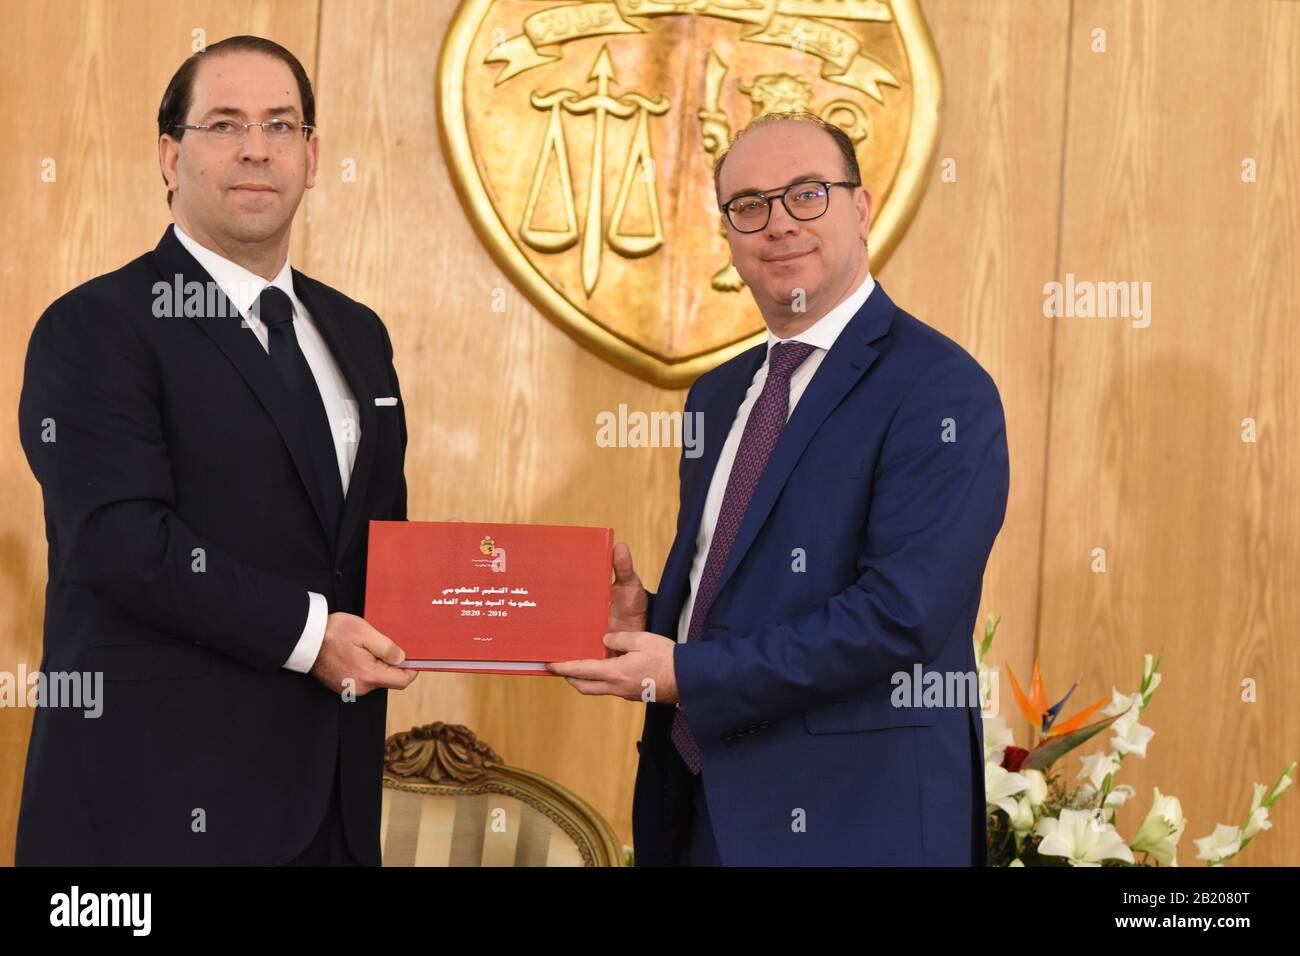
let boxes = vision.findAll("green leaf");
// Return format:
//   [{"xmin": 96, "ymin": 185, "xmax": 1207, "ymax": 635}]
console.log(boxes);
[
  {"xmin": 979, "ymin": 614, "xmax": 1000, "ymax": 663},
  {"xmin": 1021, "ymin": 712, "xmax": 1124, "ymax": 771}
]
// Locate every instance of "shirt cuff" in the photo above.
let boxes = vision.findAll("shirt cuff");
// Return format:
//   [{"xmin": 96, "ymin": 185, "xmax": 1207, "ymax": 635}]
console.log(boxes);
[{"xmin": 283, "ymin": 591, "xmax": 328, "ymax": 673}]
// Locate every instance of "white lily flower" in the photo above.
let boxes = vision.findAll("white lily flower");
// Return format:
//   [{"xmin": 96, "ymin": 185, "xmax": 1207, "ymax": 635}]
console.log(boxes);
[
  {"xmin": 1270, "ymin": 771, "xmax": 1293, "ymax": 803},
  {"xmin": 1142, "ymin": 654, "xmax": 1162, "ymax": 696},
  {"xmin": 1008, "ymin": 795, "xmax": 1036, "ymax": 832},
  {"xmin": 1193, "ymin": 823, "xmax": 1242, "ymax": 862},
  {"xmin": 1104, "ymin": 690, "xmax": 1143, "ymax": 737},
  {"xmin": 986, "ymin": 763, "xmax": 1029, "ymax": 818},
  {"xmin": 1105, "ymin": 784, "xmax": 1136, "ymax": 807},
  {"xmin": 1076, "ymin": 782, "xmax": 1133, "ymax": 809},
  {"xmin": 1248, "ymin": 782, "xmax": 1268, "ymax": 813},
  {"xmin": 1078, "ymin": 751, "xmax": 1121, "ymax": 790},
  {"xmin": 1008, "ymin": 858, "xmax": 1025, "ymax": 867},
  {"xmin": 1130, "ymin": 788, "xmax": 1185, "ymax": 865},
  {"xmin": 1022, "ymin": 769, "xmax": 1049, "ymax": 807},
  {"xmin": 1035, "ymin": 808, "xmax": 1135, "ymax": 867},
  {"xmin": 983, "ymin": 714, "xmax": 1014, "ymax": 767},
  {"xmin": 1111, "ymin": 719, "xmax": 1155, "ymax": 758},
  {"xmin": 1102, "ymin": 688, "xmax": 1136, "ymax": 716},
  {"xmin": 1243, "ymin": 805, "xmax": 1272, "ymax": 840}
]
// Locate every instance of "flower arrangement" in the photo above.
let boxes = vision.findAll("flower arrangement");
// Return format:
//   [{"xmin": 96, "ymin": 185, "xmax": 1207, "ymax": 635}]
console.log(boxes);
[{"xmin": 977, "ymin": 616, "xmax": 1294, "ymax": 866}]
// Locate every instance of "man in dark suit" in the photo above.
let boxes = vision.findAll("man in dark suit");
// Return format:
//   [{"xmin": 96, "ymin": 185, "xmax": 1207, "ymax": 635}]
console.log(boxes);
[
  {"xmin": 15, "ymin": 35, "xmax": 415, "ymax": 865},
  {"xmin": 551, "ymin": 113, "xmax": 1009, "ymax": 865}
]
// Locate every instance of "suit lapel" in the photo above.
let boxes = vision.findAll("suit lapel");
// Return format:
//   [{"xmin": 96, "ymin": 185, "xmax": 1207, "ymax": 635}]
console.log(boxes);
[
  {"xmin": 709, "ymin": 287, "xmax": 897, "ymax": 604},
  {"xmin": 652, "ymin": 345, "xmax": 764, "ymax": 634},
  {"xmin": 292, "ymin": 272, "xmax": 378, "ymax": 563},
  {"xmin": 151, "ymin": 227, "xmax": 338, "ymax": 552}
]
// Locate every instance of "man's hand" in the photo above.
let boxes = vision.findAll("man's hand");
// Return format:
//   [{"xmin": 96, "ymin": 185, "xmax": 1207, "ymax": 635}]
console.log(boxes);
[
  {"xmin": 610, "ymin": 541, "xmax": 648, "ymax": 633},
  {"xmin": 311, "ymin": 612, "xmax": 419, "ymax": 697},
  {"xmin": 548, "ymin": 631, "xmax": 678, "ymax": 704}
]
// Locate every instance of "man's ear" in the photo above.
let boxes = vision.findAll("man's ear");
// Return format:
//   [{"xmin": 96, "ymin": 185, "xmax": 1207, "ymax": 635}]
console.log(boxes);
[
  {"xmin": 857, "ymin": 186, "xmax": 873, "ymax": 240},
  {"xmin": 158, "ymin": 135, "xmax": 179, "ymax": 197},
  {"xmin": 305, "ymin": 131, "xmax": 320, "ymax": 190}
]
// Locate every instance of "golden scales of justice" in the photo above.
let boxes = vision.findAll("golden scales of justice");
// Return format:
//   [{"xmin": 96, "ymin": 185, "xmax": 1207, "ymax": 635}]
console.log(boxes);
[
  {"xmin": 520, "ymin": 45, "xmax": 671, "ymax": 296},
  {"xmin": 440, "ymin": 0, "xmax": 943, "ymax": 387}
]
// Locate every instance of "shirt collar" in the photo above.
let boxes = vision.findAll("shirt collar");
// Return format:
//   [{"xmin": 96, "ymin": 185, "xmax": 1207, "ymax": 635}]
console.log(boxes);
[
  {"xmin": 171, "ymin": 222, "xmax": 300, "ymax": 320},
  {"xmin": 765, "ymin": 270, "xmax": 876, "ymax": 356}
]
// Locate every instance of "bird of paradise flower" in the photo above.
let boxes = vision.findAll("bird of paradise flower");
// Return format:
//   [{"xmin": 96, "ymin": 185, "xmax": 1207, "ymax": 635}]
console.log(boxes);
[{"xmin": 996, "ymin": 648, "xmax": 1136, "ymax": 773}]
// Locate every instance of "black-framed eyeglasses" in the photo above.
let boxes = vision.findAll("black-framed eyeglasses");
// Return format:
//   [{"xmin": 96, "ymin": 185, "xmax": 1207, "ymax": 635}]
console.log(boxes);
[
  {"xmin": 173, "ymin": 119, "xmax": 315, "ymax": 144},
  {"xmin": 722, "ymin": 180, "xmax": 860, "ymax": 233}
]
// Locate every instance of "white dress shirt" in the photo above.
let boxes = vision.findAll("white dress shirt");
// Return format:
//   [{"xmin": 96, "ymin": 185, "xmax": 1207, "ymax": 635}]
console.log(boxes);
[
  {"xmin": 172, "ymin": 223, "xmax": 360, "ymax": 672},
  {"xmin": 676, "ymin": 271, "xmax": 877, "ymax": 643}
]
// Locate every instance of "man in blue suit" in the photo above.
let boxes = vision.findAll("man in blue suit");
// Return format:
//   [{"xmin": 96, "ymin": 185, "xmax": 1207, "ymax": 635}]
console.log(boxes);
[{"xmin": 550, "ymin": 112, "xmax": 1008, "ymax": 865}]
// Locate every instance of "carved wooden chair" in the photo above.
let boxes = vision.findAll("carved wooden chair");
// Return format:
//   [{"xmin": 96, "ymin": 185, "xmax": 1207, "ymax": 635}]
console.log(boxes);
[{"xmin": 380, "ymin": 722, "xmax": 626, "ymax": 866}]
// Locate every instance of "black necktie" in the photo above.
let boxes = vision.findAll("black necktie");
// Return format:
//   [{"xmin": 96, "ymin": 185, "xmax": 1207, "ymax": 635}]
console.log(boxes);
[{"xmin": 253, "ymin": 286, "xmax": 344, "ymax": 542}]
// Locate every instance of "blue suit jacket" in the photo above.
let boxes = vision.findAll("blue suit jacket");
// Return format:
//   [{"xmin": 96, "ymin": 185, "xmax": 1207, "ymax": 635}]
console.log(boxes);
[{"xmin": 632, "ymin": 283, "xmax": 1008, "ymax": 865}]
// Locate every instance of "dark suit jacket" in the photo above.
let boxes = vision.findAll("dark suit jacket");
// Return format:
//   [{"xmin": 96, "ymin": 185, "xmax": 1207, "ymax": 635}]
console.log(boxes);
[
  {"xmin": 633, "ymin": 283, "xmax": 1008, "ymax": 865},
  {"xmin": 15, "ymin": 225, "xmax": 408, "ymax": 865}
]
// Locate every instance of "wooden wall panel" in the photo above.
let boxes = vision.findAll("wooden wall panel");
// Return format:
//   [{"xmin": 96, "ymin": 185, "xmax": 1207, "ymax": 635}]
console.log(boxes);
[
  {"xmin": 1038, "ymin": 0, "xmax": 1299, "ymax": 865},
  {"xmin": 2, "ymin": 0, "xmax": 1295, "ymax": 867}
]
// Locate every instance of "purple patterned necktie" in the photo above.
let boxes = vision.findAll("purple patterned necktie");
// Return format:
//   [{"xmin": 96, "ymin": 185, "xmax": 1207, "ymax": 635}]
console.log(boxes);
[{"xmin": 671, "ymin": 340, "xmax": 817, "ymax": 774}]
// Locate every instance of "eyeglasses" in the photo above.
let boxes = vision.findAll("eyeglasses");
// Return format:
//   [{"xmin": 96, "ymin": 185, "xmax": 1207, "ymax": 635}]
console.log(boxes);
[
  {"xmin": 174, "ymin": 119, "xmax": 315, "ymax": 143},
  {"xmin": 722, "ymin": 180, "xmax": 860, "ymax": 233}
]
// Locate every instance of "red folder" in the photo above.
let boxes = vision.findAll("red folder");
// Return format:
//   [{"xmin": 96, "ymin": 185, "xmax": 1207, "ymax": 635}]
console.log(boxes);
[{"xmin": 364, "ymin": 520, "xmax": 612, "ymax": 675}]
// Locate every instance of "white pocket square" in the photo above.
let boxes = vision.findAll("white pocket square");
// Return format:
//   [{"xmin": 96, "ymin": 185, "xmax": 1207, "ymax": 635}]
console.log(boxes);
[{"xmin": 374, "ymin": 397, "xmax": 399, "ymax": 407}]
